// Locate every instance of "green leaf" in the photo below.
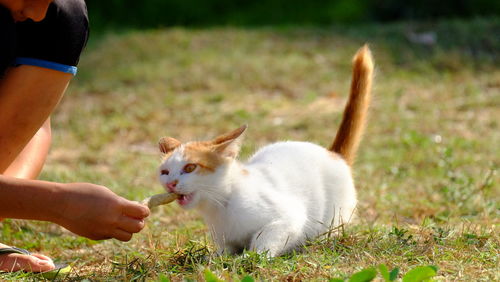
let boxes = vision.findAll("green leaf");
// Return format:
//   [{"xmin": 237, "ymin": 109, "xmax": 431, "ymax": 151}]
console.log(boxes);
[
  {"xmin": 157, "ymin": 273, "xmax": 170, "ymax": 282},
  {"xmin": 204, "ymin": 269, "xmax": 220, "ymax": 282},
  {"xmin": 389, "ymin": 268, "xmax": 400, "ymax": 281},
  {"xmin": 378, "ymin": 265, "xmax": 390, "ymax": 281},
  {"xmin": 402, "ymin": 266, "xmax": 437, "ymax": 282},
  {"xmin": 348, "ymin": 268, "xmax": 377, "ymax": 282},
  {"xmin": 329, "ymin": 279, "xmax": 345, "ymax": 282},
  {"xmin": 241, "ymin": 276, "xmax": 255, "ymax": 282}
]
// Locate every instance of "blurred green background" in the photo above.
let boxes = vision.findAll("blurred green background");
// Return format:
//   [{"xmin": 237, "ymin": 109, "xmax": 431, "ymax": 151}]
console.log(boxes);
[{"xmin": 85, "ymin": 0, "xmax": 500, "ymax": 30}]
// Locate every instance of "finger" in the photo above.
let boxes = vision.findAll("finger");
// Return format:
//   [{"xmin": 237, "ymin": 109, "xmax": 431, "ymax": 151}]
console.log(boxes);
[
  {"xmin": 117, "ymin": 216, "xmax": 145, "ymax": 234},
  {"xmin": 112, "ymin": 229, "xmax": 133, "ymax": 242},
  {"xmin": 122, "ymin": 200, "xmax": 150, "ymax": 219}
]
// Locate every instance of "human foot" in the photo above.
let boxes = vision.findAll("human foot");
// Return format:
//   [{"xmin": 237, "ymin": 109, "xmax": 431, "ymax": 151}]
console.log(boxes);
[{"xmin": 0, "ymin": 243, "xmax": 55, "ymax": 272}]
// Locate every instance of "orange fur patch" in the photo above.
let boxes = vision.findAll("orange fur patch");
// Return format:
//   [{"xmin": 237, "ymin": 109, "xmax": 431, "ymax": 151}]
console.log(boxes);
[
  {"xmin": 159, "ymin": 137, "xmax": 181, "ymax": 154},
  {"xmin": 329, "ymin": 45, "xmax": 373, "ymax": 166},
  {"xmin": 212, "ymin": 125, "xmax": 247, "ymax": 145},
  {"xmin": 183, "ymin": 142, "xmax": 227, "ymax": 174}
]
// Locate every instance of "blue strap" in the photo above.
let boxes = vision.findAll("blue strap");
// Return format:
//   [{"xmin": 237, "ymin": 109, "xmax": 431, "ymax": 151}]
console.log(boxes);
[
  {"xmin": 14, "ymin": 57, "xmax": 77, "ymax": 75},
  {"xmin": 0, "ymin": 247, "xmax": 31, "ymax": 255}
]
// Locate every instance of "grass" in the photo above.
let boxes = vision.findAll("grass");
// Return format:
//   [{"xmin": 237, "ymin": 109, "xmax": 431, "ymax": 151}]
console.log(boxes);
[{"xmin": 1, "ymin": 18, "xmax": 499, "ymax": 280}]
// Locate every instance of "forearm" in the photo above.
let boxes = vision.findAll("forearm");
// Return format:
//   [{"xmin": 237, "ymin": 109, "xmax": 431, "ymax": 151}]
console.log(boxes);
[
  {"xmin": 0, "ymin": 176, "xmax": 150, "ymax": 241},
  {"xmin": 0, "ymin": 175, "xmax": 63, "ymax": 222}
]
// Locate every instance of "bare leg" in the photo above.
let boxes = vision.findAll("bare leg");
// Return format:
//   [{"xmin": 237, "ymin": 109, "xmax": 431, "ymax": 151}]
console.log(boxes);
[{"xmin": 3, "ymin": 119, "xmax": 51, "ymax": 179}]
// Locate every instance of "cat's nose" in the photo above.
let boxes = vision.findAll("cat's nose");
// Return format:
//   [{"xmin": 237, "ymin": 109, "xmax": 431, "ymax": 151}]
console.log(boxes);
[{"xmin": 166, "ymin": 180, "xmax": 178, "ymax": 192}]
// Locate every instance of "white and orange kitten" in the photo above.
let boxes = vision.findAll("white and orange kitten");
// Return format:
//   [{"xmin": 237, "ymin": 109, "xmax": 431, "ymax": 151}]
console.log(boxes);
[{"xmin": 157, "ymin": 46, "xmax": 374, "ymax": 257}]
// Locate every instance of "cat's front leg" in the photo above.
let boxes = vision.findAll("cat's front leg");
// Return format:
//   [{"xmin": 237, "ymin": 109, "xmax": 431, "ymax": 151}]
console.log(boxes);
[{"xmin": 249, "ymin": 221, "xmax": 304, "ymax": 257}]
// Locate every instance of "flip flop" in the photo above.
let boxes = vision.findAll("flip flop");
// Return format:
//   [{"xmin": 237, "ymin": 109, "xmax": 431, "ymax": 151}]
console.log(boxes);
[{"xmin": 0, "ymin": 247, "xmax": 71, "ymax": 278}]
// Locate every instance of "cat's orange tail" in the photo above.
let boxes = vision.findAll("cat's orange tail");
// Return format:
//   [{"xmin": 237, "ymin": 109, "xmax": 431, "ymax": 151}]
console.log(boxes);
[{"xmin": 329, "ymin": 45, "xmax": 374, "ymax": 166}]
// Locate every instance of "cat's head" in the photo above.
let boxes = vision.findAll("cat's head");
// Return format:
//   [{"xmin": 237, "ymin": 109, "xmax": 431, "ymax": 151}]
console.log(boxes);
[{"xmin": 157, "ymin": 125, "xmax": 247, "ymax": 209}]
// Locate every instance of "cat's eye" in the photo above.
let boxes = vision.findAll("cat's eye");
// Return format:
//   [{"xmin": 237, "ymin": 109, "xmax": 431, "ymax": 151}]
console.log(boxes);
[
  {"xmin": 183, "ymin": 163, "xmax": 197, "ymax": 174},
  {"xmin": 160, "ymin": 169, "xmax": 169, "ymax": 175}
]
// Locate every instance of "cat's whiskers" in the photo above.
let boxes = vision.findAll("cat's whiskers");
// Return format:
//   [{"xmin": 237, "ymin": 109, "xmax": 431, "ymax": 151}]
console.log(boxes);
[
  {"xmin": 195, "ymin": 185, "xmax": 228, "ymax": 203},
  {"xmin": 192, "ymin": 183, "xmax": 220, "ymax": 189},
  {"xmin": 200, "ymin": 189, "xmax": 226, "ymax": 209}
]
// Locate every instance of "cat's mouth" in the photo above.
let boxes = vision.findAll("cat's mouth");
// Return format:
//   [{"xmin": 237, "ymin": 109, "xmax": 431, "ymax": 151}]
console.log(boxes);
[{"xmin": 177, "ymin": 193, "xmax": 195, "ymax": 206}]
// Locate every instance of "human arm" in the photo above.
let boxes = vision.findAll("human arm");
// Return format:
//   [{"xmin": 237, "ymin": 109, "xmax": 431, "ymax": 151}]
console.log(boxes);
[
  {"xmin": 0, "ymin": 175, "xmax": 150, "ymax": 241},
  {"xmin": 0, "ymin": 67, "xmax": 150, "ymax": 241}
]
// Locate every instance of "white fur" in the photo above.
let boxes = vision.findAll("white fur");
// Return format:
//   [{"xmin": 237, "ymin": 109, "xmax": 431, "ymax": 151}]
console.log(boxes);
[{"xmin": 159, "ymin": 140, "xmax": 357, "ymax": 257}]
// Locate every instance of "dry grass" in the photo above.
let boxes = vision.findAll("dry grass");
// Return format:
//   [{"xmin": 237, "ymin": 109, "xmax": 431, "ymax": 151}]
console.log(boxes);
[{"xmin": 1, "ymin": 18, "xmax": 499, "ymax": 280}]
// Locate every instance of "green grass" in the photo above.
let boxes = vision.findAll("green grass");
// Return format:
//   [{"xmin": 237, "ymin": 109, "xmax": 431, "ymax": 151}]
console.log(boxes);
[{"xmin": 1, "ymin": 18, "xmax": 499, "ymax": 280}]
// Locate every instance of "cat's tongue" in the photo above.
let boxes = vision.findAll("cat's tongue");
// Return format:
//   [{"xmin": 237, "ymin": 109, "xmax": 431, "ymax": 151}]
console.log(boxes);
[{"xmin": 177, "ymin": 193, "xmax": 194, "ymax": 206}]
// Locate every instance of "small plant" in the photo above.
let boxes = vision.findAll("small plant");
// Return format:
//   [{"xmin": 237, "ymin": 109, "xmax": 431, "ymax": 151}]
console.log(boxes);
[
  {"xmin": 389, "ymin": 227, "xmax": 416, "ymax": 246},
  {"xmin": 431, "ymin": 227, "xmax": 450, "ymax": 244},
  {"xmin": 329, "ymin": 264, "xmax": 437, "ymax": 282}
]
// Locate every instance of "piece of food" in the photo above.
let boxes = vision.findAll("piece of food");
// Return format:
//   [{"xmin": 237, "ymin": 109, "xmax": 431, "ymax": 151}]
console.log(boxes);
[{"xmin": 142, "ymin": 192, "xmax": 179, "ymax": 208}]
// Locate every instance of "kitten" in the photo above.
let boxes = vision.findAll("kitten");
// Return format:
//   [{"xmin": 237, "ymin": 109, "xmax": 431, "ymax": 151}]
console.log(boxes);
[{"xmin": 157, "ymin": 45, "xmax": 374, "ymax": 257}]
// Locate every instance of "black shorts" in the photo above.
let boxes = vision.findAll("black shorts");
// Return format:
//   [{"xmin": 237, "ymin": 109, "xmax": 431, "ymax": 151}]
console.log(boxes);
[{"xmin": 0, "ymin": 0, "xmax": 89, "ymax": 77}]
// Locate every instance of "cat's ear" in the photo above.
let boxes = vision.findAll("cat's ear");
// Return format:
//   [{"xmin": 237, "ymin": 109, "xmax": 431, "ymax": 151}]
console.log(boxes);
[
  {"xmin": 210, "ymin": 125, "xmax": 247, "ymax": 158},
  {"xmin": 159, "ymin": 137, "xmax": 181, "ymax": 154}
]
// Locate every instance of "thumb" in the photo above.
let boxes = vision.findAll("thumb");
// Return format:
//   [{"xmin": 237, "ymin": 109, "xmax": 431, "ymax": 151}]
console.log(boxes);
[{"xmin": 121, "ymin": 199, "xmax": 150, "ymax": 219}]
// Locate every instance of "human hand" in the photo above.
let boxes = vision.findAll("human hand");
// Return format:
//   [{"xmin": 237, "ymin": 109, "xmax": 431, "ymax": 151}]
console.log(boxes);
[{"xmin": 53, "ymin": 183, "xmax": 150, "ymax": 241}]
